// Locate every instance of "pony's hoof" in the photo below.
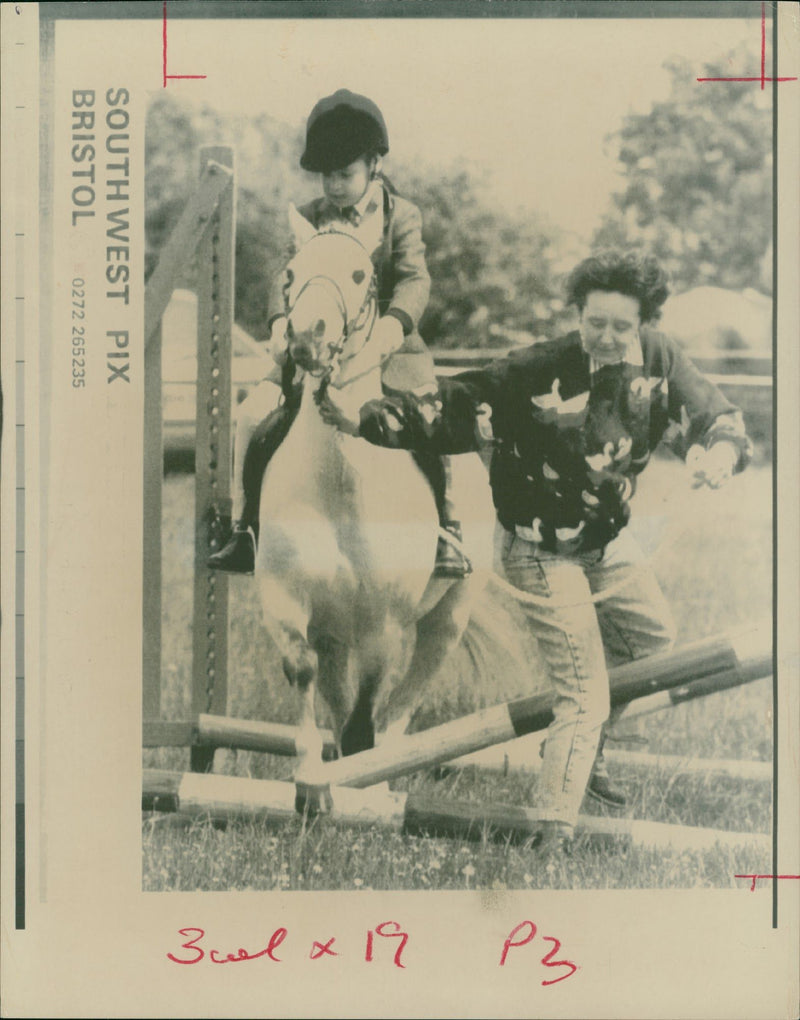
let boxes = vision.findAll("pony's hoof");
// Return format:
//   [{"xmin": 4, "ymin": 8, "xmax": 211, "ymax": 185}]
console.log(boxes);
[{"xmin": 295, "ymin": 780, "xmax": 333, "ymax": 817}]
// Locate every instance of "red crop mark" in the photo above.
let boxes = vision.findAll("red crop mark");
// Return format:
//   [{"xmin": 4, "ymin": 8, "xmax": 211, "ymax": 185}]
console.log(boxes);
[
  {"xmin": 162, "ymin": 0, "xmax": 207, "ymax": 88},
  {"xmin": 697, "ymin": 3, "xmax": 797, "ymax": 89},
  {"xmin": 735, "ymin": 874, "xmax": 800, "ymax": 892}
]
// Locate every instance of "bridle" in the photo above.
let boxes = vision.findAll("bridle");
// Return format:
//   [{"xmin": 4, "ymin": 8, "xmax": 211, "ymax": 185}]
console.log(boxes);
[{"xmin": 283, "ymin": 235, "xmax": 379, "ymax": 384}]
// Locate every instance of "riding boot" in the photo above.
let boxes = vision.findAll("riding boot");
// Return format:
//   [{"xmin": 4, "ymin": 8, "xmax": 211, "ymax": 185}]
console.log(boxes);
[
  {"xmin": 586, "ymin": 729, "xmax": 627, "ymax": 809},
  {"xmin": 207, "ymin": 400, "xmax": 298, "ymax": 574},
  {"xmin": 411, "ymin": 451, "xmax": 472, "ymax": 578},
  {"xmin": 207, "ymin": 523, "xmax": 257, "ymax": 575}
]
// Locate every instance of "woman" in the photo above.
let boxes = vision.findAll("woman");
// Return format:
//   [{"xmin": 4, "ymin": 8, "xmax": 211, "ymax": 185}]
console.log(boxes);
[{"xmin": 320, "ymin": 250, "xmax": 752, "ymax": 855}]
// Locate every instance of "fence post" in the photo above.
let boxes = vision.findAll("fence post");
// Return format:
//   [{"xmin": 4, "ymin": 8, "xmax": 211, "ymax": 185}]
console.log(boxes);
[{"xmin": 190, "ymin": 146, "xmax": 236, "ymax": 772}]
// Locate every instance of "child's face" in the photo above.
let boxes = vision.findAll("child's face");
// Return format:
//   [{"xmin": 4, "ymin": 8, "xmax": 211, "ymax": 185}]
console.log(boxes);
[{"xmin": 322, "ymin": 157, "xmax": 372, "ymax": 210}]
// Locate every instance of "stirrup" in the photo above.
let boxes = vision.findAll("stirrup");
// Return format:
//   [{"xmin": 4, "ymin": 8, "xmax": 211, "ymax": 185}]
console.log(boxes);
[{"xmin": 433, "ymin": 523, "xmax": 472, "ymax": 579}]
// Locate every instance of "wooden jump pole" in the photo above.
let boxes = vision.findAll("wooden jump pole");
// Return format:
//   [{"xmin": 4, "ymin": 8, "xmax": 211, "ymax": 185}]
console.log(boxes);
[
  {"xmin": 611, "ymin": 666, "xmax": 771, "ymax": 724},
  {"xmin": 142, "ymin": 768, "xmax": 770, "ymax": 854},
  {"xmin": 196, "ymin": 714, "xmax": 337, "ymax": 760},
  {"xmin": 193, "ymin": 627, "xmax": 769, "ymax": 759},
  {"xmin": 188, "ymin": 627, "xmax": 769, "ymax": 778},
  {"xmin": 309, "ymin": 625, "xmax": 771, "ymax": 790}
]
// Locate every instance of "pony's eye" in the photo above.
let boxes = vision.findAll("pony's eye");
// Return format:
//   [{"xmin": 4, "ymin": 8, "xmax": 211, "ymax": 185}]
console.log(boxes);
[
  {"xmin": 314, "ymin": 319, "xmax": 326, "ymax": 338},
  {"xmin": 352, "ymin": 269, "xmax": 365, "ymax": 285}
]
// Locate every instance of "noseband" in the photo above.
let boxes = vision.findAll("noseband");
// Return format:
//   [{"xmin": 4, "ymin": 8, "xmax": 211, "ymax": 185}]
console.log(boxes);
[{"xmin": 284, "ymin": 248, "xmax": 378, "ymax": 382}]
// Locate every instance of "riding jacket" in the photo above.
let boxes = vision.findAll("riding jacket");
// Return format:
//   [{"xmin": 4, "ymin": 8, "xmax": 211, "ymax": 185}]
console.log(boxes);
[
  {"xmin": 356, "ymin": 329, "xmax": 753, "ymax": 555},
  {"xmin": 269, "ymin": 181, "xmax": 435, "ymax": 392}
]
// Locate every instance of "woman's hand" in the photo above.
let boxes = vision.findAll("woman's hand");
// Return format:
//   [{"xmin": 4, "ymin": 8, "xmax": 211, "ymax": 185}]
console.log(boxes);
[
  {"xmin": 687, "ymin": 441, "xmax": 739, "ymax": 489},
  {"xmin": 317, "ymin": 388, "xmax": 360, "ymax": 435}
]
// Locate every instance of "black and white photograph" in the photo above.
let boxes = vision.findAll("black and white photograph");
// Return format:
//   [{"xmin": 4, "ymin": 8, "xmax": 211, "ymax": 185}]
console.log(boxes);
[{"xmin": 2, "ymin": 2, "xmax": 799, "ymax": 1017}]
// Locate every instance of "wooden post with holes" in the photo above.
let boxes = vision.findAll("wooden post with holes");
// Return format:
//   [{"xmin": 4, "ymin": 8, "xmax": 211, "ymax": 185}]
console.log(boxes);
[
  {"xmin": 142, "ymin": 146, "xmax": 236, "ymax": 760},
  {"xmin": 189, "ymin": 147, "xmax": 236, "ymax": 773}
]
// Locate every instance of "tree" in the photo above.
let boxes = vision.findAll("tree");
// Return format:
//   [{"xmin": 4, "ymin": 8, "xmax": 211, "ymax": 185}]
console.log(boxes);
[
  {"xmin": 145, "ymin": 94, "xmax": 566, "ymax": 347},
  {"xmin": 398, "ymin": 165, "xmax": 564, "ymax": 347},
  {"xmin": 593, "ymin": 48, "xmax": 772, "ymax": 295},
  {"xmin": 145, "ymin": 94, "xmax": 309, "ymax": 341}
]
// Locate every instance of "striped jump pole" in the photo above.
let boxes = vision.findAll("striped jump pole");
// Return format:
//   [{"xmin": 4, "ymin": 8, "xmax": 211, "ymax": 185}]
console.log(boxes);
[
  {"xmin": 194, "ymin": 659, "xmax": 766, "ymax": 762},
  {"xmin": 611, "ymin": 665, "xmax": 771, "ymax": 725},
  {"xmin": 311, "ymin": 624, "xmax": 771, "ymax": 790},
  {"xmin": 196, "ymin": 714, "xmax": 337, "ymax": 759},
  {"xmin": 142, "ymin": 768, "xmax": 770, "ymax": 854},
  {"xmin": 193, "ymin": 624, "xmax": 769, "ymax": 761}
]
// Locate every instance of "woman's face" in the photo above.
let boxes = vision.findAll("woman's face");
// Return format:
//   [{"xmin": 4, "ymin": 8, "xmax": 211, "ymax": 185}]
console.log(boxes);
[
  {"xmin": 579, "ymin": 290, "xmax": 642, "ymax": 365},
  {"xmin": 322, "ymin": 157, "xmax": 372, "ymax": 210}
]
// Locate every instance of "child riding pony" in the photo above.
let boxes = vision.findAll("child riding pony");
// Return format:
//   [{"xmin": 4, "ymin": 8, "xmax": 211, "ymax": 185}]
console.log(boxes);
[{"xmin": 209, "ymin": 89, "xmax": 469, "ymax": 580}]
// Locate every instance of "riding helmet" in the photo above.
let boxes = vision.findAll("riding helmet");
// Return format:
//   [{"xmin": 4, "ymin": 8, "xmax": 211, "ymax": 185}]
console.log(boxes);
[{"xmin": 300, "ymin": 89, "xmax": 389, "ymax": 173}]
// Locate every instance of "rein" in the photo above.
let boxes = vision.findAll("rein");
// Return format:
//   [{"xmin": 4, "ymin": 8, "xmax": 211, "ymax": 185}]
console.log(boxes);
[{"xmin": 284, "ymin": 267, "xmax": 378, "ymax": 384}]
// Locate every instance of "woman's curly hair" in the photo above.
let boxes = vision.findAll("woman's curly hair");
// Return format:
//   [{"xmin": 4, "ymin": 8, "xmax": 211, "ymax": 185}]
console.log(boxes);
[{"xmin": 565, "ymin": 250, "xmax": 670, "ymax": 324}]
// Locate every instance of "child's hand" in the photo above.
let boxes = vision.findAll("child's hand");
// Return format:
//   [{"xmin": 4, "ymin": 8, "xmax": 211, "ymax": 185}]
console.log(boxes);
[
  {"xmin": 372, "ymin": 315, "xmax": 405, "ymax": 360},
  {"xmin": 687, "ymin": 442, "xmax": 739, "ymax": 489},
  {"xmin": 317, "ymin": 389, "xmax": 360, "ymax": 435},
  {"xmin": 269, "ymin": 316, "xmax": 289, "ymax": 365}
]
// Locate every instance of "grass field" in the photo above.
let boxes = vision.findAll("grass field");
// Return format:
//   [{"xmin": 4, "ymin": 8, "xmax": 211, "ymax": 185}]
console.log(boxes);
[{"xmin": 143, "ymin": 454, "xmax": 773, "ymax": 891}]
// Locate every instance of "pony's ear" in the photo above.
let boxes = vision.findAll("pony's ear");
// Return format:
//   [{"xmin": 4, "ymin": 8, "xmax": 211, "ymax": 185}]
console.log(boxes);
[{"xmin": 288, "ymin": 202, "xmax": 317, "ymax": 248}]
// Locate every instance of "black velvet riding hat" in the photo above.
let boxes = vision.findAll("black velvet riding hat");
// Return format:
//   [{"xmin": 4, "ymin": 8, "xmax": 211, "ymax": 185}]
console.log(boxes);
[{"xmin": 300, "ymin": 89, "xmax": 389, "ymax": 173}]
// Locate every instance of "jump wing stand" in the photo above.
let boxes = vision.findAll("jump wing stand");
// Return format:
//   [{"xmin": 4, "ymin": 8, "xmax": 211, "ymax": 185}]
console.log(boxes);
[{"xmin": 142, "ymin": 146, "xmax": 236, "ymax": 773}]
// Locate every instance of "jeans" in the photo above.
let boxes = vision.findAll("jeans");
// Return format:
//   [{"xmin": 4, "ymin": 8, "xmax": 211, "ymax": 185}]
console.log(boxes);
[{"xmin": 500, "ymin": 526, "xmax": 676, "ymax": 827}]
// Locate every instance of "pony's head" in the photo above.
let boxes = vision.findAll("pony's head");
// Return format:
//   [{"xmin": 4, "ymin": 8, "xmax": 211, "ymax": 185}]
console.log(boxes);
[{"xmin": 282, "ymin": 206, "xmax": 377, "ymax": 378}]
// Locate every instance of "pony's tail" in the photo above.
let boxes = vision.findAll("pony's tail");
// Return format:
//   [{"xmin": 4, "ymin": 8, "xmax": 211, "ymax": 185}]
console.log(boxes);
[{"xmin": 453, "ymin": 580, "xmax": 550, "ymax": 705}]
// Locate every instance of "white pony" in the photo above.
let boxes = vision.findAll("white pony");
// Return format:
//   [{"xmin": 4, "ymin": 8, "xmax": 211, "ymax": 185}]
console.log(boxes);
[{"xmin": 255, "ymin": 211, "xmax": 495, "ymax": 792}]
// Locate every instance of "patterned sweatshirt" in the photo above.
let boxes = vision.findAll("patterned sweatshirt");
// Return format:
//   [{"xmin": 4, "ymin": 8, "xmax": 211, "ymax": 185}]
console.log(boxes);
[{"xmin": 357, "ymin": 329, "xmax": 752, "ymax": 555}]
